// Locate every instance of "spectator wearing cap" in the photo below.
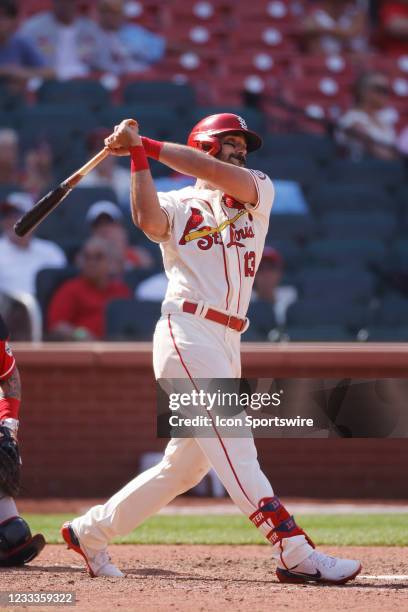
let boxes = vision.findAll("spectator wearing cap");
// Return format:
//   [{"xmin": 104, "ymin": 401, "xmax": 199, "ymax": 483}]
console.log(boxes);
[
  {"xmin": 0, "ymin": 192, "xmax": 66, "ymax": 297},
  {"xmin": 0, "ymin": 0, "xmax": 54, "ymax": 88},
  {"xmin": 301, "ymin": 0, "xmax": 368, "ymax": 54},
  {"xmin": 79, "ymin": 128, "xmax": 131, "ymax": 207},
  {"xmin": 252, "ymin": 247, "xmax": 297, "ymax": 327},
  {"xmin": 336, "ymin": 71, "xmax": 398, "ymax": 160},
  {"xmin": 47, "ymin": 236, "xmax": 130, "ymax": 340},
  {"xmin": 19, "ymin": 0, "xmax": 110, "ymax": 80},
  {"xmin": 378, "ymin": 0, "xmax": 408, "ymax": 55},
  {"xmin": 96, "ymin": 0, "xmax": 166, "ymax": 74},
  {"xmin": 86, "ymin": 201, "xmax": 154, "ymax": 273}
]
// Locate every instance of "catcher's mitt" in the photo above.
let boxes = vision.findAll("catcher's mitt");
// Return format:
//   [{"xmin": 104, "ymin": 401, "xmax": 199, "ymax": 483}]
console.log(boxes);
[{"xmin": 0, "ymin": 425, "xmax": 20, "ymax": 498}]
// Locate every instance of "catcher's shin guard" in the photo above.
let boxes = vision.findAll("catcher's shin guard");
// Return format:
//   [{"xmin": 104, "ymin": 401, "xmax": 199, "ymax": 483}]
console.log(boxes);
[
  {"xmin": 0, "ymin": 516, "xmax": 46, "ymax": 566},
  {"xmin": 250, "ymin": 497, "xmax": 315, "ymax": 548}
]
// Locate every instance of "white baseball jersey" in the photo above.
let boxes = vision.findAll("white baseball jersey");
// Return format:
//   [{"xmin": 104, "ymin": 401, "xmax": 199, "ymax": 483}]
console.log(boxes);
[{"xmin": 157, "ymin": 169, "xmax": 274, "ymax": 319}]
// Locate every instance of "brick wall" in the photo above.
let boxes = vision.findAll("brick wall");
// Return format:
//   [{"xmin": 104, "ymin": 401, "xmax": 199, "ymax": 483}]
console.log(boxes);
[{"xmin": 13, "ymin": 343, "xmax": 408, "ymax": 499}]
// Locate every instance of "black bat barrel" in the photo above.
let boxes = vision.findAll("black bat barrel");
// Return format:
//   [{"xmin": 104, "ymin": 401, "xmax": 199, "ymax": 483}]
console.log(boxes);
[{"xmin": 14, "ymin": 184, "xmax": 71, "ymax": 237}]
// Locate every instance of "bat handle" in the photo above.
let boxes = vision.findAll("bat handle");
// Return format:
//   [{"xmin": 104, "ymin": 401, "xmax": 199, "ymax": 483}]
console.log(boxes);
[{"xmin": 65, "ymin": 147, "xmax": 110, "ymax": 188}]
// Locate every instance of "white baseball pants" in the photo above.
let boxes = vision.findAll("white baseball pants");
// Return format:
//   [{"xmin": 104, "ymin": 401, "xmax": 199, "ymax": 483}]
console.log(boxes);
[{"xmin": 74, "ymin": 313, "xmax": 313, "ymax": 568}]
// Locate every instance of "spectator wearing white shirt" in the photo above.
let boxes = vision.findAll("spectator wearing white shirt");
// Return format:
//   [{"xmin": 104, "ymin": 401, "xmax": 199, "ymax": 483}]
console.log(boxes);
[
  {"xmin": 336, "ymin": 71, "xmax": 398, "ymax": 160},
  {"xmin": 0, "ymin": 192, "xmax": 66, "ymax": 297},
  {"xmin": 19, "ymin": 0, "xmax": 110, "ymax": 80}
]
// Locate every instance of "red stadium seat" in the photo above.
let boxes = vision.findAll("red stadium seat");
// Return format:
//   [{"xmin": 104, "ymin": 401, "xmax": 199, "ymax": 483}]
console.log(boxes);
[
  {"xmin": 228, "ymin": 22, "xmax": 298, "ymax": 53},
  {"xmin": 232, "ymin": 0, "xmax": 300, "ymax": 25},
  {"xmin": 167, "ymin": 1, "xmax": 233, "ymax": 27},
  {"xmin": 291, "ymin": 55, "xmax": 355, "ymax": 81}
]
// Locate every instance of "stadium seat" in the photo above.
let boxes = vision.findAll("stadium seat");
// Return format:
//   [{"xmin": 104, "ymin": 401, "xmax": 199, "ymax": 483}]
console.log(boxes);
[
  {"xmin": 284, "ymin": 324, "xmax": 354, "ymax": 342},
  {"xmin": 245, "ymin": 301, "xmax": 279, "ymax": 341},
  {"xmin": 16, "ymin": 106, "xmax": 96, "ymax": 177},
  {"xmin": 123, "ymin": 82, "xmax": 195, "ymax": 112},
  {"xmin": 296, "ymin": 267, "xmax": 375, "ymax": 301},
  {"xmin": 309, "ymin": 184, "xmax": 395, "ymax": 214},
  {"xmin": 35, "ymin": 266, "xmax": 78, "ymax": 320},
  {"xmin": 260, "ymin": 133, "xmax": 336, "ymax": 162},
  {"xmin": 389, "ymin": 239, "xmax": 408, "ymax": 267},
  {"xmin": 97, "ymin": 105, "xmax": 190, "ymax": 144},
  {"xmin": 105, "ymin": 299, "xmax": 162, "ymax": 340},
  {"xmin": 286, "ymin": 298, "xmax": 367, "ymax": 329},
  {"xmin": 36, "ymin": 80, "xmax": 111, "ymax": 111},
  {"xmin": 0, "ymin": 185, "xmax": 20, "ymax": 201},
  {"xmin": 123, "ymin": 268, "xmax": 161, "ymax": 292},
  {"xmin": 252, "ymin": 155, "xmax": 321, "ymax": 186},
  {"xmin": 267, "ymin": 214, "xmax": 316, "ymax": 243},
  {"xmin": 376, "ymin": 294, "xmax": 408, "ymax": 326},
  {"xmin": 325, "ymin": 159, "xmax": 406, "ymax": 189},
  {"xmin": 304, "ymin": 238, "xmax": 387, "ymax": 267},
  {"xmin": 362, "ymin": 326, "xmax": 408, "ymax": 342},
  {"xmin": 319, "ymin": 211, "xmax": 397, "ymax": 241},
  {"xmin": 264, "ymin": 239, "xmax": 302, "ymax": 271}
]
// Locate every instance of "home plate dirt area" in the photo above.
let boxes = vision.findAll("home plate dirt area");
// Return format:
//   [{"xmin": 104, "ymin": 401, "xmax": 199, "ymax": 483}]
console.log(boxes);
[{"xmin": 1, "ymin": 545, "xmax": 407, "ymax": 612}]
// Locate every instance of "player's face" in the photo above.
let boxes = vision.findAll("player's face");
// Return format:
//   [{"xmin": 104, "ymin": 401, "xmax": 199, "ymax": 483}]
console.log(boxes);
[{"xmin": 218, "ymin": 133, "xmax": 248, "ymax": 167}]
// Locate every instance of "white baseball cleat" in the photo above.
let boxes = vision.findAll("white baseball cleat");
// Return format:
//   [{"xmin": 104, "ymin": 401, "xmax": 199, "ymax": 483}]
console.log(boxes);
[
  {"xmin": 61, "ymin": 521, "xmax": 124, "ymax": 578},
  {"xmin": 276, "ymin": 550, "xmax": 361, "ymax": 585}
]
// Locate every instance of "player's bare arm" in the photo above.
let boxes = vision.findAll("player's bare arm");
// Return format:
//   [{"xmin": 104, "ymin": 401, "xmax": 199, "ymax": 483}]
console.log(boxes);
[
  {"xmin": 105, "ymin": 120, "xmax": 170, "ymax": 241},
  {"xmin": 105, "ymin": 119, "xmax": 258, "ymax": 207},
  {"xmin": 0, "ymin": 367, "xmax": 21, "ymax": 402}
]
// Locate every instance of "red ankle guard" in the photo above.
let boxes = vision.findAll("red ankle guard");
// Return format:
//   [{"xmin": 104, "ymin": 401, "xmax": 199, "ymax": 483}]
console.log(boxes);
[{"xmin": 250, "ymin": 497, "xmax": 315, "ymax": 548}]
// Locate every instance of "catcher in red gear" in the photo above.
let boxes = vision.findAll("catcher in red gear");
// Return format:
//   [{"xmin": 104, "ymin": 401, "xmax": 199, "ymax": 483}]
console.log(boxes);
[{"xmin": 0, "ymin": 313, "xmax": 45, "ymax": 566}]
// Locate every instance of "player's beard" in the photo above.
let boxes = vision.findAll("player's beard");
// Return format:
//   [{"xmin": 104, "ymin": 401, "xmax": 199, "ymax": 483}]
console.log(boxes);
[{"xmin": 218, "ymin": 153, "xmax": 247, "ymax": 167}]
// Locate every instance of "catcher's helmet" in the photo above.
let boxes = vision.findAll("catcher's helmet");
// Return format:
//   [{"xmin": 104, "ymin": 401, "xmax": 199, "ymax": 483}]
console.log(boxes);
[{"xmin": 187, "ymin": 113, "xmax": 262, "ymax": 157}]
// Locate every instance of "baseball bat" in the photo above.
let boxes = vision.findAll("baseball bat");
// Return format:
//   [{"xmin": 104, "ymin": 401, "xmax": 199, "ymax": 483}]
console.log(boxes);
[{"xmin": 14, "ymin": 147, "xmax": 110, "ymax": 237}]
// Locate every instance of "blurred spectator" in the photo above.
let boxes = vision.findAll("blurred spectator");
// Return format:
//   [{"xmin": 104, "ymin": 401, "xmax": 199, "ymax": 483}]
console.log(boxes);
[
  {"xmin": 336, "ymin": 71, "xmax": 398, "ymax": 160},
  {"xmin": 251, "ymin": 247, "xmax": 297, "ymax": 327},
  {"xmin": 378, "ymin": 0, "xmax": 408, "ymax": 55},
  {"xmin": 80, "ymin": 128, "xmax": 130, "ymax": 206},
  {"xmin": 301, "ymin": 0, "xmax": 368, "ymax": 54},
  {"xmin": 96, "ymin": 0, "xmax": 166, "ymax": 74},
  {"xmin": 19, "ymin": 0, "xmax": 110, "ymax": 80},
  {"xmin": 0, "ymin": 0, "xmax": 53, "ymax": 90},
  {"xmin": 0, "ymin": 192, "xmax": 66, "ymax": 297},
  {"xmin": 0, "ymin": 128, "xmax": 19, "ymax": 185},
  {"xmin": 0, "ymin": 128, "xmax": 54, "ymax": 198},
  {"xmin": 21, "ymin": 141, "xmax": 54, "ymax": 199},
  {"xmin": 86, "ymin": 200, "xmax": 154, "ymax": 272},
  {"xmin": 47, "ymin": 236, "xmax": 130, "ymax": 341}
]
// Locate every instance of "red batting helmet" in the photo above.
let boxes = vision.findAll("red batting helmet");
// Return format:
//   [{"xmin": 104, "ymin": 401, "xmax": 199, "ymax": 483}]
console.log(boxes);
[{"xmin": 187, "ymin": 113, "xmax": 262, "ymax": 157}]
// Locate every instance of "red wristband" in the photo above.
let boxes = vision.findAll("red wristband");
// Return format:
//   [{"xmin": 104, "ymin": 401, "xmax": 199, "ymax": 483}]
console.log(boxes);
[
  {"xmin": 141, "ymin": 136, "xmax": 163, "ymax": 160},
  {"xmin": 0, "ymin": 398, "xmax": 20, "ymax": 420},
  {"xmin": 130, "ymin": 145, "xmax": 149, "ymax": 173}
]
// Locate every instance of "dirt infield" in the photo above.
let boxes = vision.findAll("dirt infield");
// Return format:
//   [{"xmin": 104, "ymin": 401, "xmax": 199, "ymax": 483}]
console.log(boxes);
[{"xmin": 1, "ymin": 545, "xmax": 407, "ymax": 612}]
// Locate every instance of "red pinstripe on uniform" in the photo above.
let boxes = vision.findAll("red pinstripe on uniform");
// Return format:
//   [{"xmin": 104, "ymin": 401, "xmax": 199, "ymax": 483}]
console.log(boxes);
[{"xmin": 167, "ymin": 314, "xmax": 255, "ymax": 509}]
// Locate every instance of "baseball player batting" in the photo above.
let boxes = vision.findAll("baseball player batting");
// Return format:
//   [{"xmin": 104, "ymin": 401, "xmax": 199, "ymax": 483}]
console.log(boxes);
[
  {"xmin": 0, "ymin": 314, "xmax": 45, "ymax": 566},
  {"xmin": 62, "ymin": 114, "xmax": 361, "ymax": 584}
]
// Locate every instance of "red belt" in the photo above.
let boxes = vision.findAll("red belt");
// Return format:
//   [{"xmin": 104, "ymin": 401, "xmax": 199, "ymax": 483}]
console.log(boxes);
[{"xmin": 182, "ymin": 301, "xmax": 247, "ymax": 332}]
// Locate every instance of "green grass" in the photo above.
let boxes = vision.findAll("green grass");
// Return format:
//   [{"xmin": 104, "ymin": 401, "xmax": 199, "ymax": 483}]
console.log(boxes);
[{"xmin": 23, "ymin": 513, "xmax": 408, "ymax": 547}]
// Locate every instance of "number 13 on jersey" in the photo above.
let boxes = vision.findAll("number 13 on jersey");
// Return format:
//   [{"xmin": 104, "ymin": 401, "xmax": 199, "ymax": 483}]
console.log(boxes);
[{"xmin": 244, "ymin": 251, "xmax": 256, "ymax": 277}]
